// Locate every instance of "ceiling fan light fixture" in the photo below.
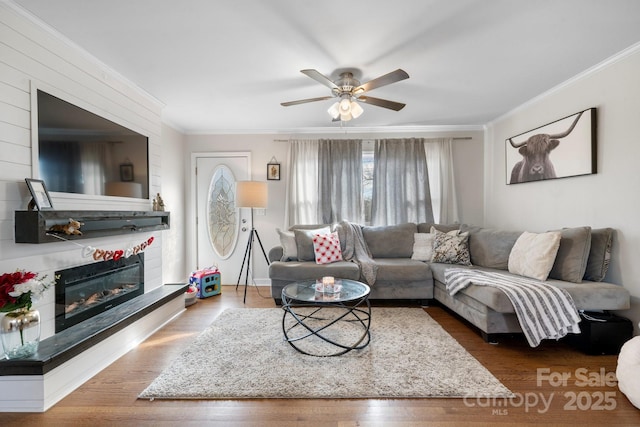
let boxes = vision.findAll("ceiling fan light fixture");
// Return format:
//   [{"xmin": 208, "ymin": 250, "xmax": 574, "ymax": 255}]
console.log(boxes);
[
  {"xmin": 327, "ymin": 101, "xmax": 340, "ymax": 119},
  {"xmin": 350, "ymin": 100, "xmax": 363, "ymax": 119},
  {"xmin": 284, "ymin": 68, "xmax": 409, "ymax": 122},
  {"xmin": 339, "ymin": 97, "xmax": 352, "ymax": 114}
]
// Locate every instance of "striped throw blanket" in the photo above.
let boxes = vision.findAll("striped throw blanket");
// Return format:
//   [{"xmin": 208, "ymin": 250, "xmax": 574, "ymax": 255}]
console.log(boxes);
[{"xmin": 444, "ymin": 268, "xmax": 581, "ymax": 347}]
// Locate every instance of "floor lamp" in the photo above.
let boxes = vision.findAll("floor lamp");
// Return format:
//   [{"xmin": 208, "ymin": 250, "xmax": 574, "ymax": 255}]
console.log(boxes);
[{"xmin": 235, "ymin": 181, "xmax": 270, "ymax": 303}]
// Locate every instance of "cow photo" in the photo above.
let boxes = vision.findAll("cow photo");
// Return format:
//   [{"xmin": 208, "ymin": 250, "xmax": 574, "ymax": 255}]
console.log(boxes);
[{"xmin": 505, "ymin": 108, "xmax": 596, "ymax": 184}]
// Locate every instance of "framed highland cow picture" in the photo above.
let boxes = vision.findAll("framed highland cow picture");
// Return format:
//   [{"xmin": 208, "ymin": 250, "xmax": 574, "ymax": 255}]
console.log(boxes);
[{"xmin": 505, "ymin": 108, "xmax": 597, "ymax": 185}]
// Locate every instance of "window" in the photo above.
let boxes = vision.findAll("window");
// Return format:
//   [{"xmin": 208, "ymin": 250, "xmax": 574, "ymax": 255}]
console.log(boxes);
[{"xmin": 287, "ymin": 138, "xmax": 457, "ymax": 227}]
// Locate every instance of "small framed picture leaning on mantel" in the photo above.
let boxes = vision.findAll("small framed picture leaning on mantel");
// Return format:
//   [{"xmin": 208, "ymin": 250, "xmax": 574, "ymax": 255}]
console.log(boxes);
[{"xmin": 25, "ymin": 178, "xmax": 54, "ymax": 210}]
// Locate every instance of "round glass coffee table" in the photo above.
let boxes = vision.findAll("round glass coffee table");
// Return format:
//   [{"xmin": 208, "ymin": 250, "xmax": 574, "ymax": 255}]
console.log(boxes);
[{"xmin": 281, "ymin": 279, "xmax": 371, "ymax": 357}]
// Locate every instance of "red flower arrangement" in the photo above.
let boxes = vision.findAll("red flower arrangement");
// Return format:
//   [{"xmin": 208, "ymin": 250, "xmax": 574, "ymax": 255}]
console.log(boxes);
[{"xmin": 0, "ymin": 270, "xmax": 51, "ymax": 312}]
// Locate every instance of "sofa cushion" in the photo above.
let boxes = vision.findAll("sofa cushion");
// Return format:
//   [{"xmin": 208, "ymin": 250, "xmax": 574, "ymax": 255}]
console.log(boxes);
[
  {"xmin": 411, "ymin": 233, "xmax": 435, "ymax": 261},
  {"xmin": 459, "ymin": 225, "xmax": 522, "ymax": 270},
  {"xmin": 313, "ymin": 231, "xmax": 343, "ymax": 264},
  {"xmin": 294, "ymin": 226, "xmax": 330, "ymax": 261},
  {"xmin": 276, "ymin": 228, "xmax": 298, "ymax": 261},
  {"xmin": 508, "ymin": 231, "xmax": 561, "ymax": 281},
  {"xmin": 431, "ymin": 229, "xmax": 472, "ymax": 265},
  {"xmin": 362, "ymin": 223, "xmax": 417, "ymax": 258},
  {"xmin": 584, "ymin": 228, "xmax": 613, "ymax": 281},
  {"xmin": 431, "ymin": 263, "xmax": 631, "ymax": 313},
  {"xmin": 268, "ymin": 260, "xmax": 360, "ymax": 281},
  {"xmin": 548, "ymin": 226, "xmax": 592, "ymax": 283},
  {"xmin": 418, "ymin": 223, "xmax": 460, "ymax": 233},
  {"xmin": 374, "ymin": 258, "xmax": 433, "ymax": 282}
]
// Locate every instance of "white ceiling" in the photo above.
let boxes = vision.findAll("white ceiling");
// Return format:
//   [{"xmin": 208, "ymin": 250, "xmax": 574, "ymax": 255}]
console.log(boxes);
[{"xmin": 12, "ymin": 0, "xmax": 640, "ymax": 133}]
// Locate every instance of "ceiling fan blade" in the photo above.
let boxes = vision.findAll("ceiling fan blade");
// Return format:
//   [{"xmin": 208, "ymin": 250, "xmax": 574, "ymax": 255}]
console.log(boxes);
[
  {"xmin": 354, "ymin": 69, "xmax": 409, "ymax": 94},
  {"xmin": 358, "ymin": 96, "xmax": 406, "ymax": 111},
  {"xmin": 280, "ymin": 95, "xmax": 334, "ymax": 107},
  {"xmin": 300, "ymin": 69, "xmax": 339, "ymax": 90}
]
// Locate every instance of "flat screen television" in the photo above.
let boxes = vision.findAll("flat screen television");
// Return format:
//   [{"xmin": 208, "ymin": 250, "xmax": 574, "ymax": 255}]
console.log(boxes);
[{"xmin": 37, "ymin": 90, "xmax": 149, "ymax": 199}]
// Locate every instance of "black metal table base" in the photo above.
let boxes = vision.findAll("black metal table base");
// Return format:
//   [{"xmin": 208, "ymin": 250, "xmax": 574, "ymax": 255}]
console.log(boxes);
[{"xmin": 281, "ymin": 295, "xmax": 371, "ymax": 357}]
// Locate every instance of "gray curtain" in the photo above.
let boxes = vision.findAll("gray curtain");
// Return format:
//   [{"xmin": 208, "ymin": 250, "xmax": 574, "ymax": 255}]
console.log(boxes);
[
  {"xmin": 317, "ymin": 139, "xmax": 363, "ymax": 224},
  {"xmin": 371, "ymin": 138, "xmax": 434, "ymax": 226}
]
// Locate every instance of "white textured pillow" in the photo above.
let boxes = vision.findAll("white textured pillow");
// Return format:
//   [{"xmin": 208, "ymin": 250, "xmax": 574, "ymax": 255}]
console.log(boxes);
[
  {"xmin": 276, "ymin": 228, "xmax": 297, "ymax": 261},
  {"xmin": 411, "ymin": 233, "xmax": 435, "ymax": 262},
  {"xmin": 508, "ymin": 231, "xmax": 562, "ymax": 281}
]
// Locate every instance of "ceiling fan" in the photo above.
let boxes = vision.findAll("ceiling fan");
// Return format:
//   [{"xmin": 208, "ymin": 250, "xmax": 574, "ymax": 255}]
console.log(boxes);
[{"xmin": 281, "ymin": 68, "xmax": 409, "ymax": 121}]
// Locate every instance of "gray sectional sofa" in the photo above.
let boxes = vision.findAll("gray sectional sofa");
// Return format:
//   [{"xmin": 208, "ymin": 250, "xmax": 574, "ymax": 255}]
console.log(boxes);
[{"xmin": 268, "ymin": 222, "xmax": 631, "ymax": 342}]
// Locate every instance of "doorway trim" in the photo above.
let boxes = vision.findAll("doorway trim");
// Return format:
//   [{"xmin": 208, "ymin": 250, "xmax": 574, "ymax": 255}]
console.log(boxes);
[{"xmin": 188, "ymin": 151, "xmax": 252, "ymax": 274}]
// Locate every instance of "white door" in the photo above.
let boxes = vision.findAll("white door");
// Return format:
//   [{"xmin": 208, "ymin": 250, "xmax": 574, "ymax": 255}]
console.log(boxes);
[{"xmin": 195, "ymin": 153, "xmax": 251, "ymax": 283}]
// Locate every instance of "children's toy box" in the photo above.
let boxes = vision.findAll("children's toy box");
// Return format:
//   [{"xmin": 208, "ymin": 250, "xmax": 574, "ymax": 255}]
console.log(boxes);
[{"xmin": 189, "ymin": 267, "xmax": 221, "ymax": 298}]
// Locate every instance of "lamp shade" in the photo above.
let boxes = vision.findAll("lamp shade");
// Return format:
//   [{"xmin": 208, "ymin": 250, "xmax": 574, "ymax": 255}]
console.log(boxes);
[
  {"xmin": 328, "ymin": 101, "xmax": 340, "ymax": 119},
  {"xmin": 236, "ymin": 181, "xmax": 268, "ymax": 208},
  {"xmin": 339, "ymin": 98, "xmax": 351, "ymax": 114},
  {"xmin": 350, "ymin": 100, "xmax": 363, "ymax": 118}
]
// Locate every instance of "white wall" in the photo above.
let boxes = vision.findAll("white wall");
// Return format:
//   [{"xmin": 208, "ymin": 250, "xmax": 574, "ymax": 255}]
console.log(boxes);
[
  {"xmin": 161, "ymin": 123, "xmax": 187, "ymax": 283},
  {"xmin": 0, "ymin": 3, "xmax": 179, "ymax": 341},
  {"xmin": 485, "ymin": 44, "xmax": 640, "ymax": 333},
  {"xmin": 185, "ymin": 130, "xmax": 485, "ymax": 283}
]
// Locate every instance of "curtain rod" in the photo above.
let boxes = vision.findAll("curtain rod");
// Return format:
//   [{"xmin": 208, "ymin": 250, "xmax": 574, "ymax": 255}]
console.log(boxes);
[{"xmin": 273, "ymin": 137, "xmax": 472, "ymax": 142}]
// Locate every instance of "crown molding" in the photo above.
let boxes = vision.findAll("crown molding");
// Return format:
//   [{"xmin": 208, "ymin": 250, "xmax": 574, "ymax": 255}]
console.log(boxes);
[{"xmin": 184, "ymin": 124, "xmax": 485, "ymax": 136}]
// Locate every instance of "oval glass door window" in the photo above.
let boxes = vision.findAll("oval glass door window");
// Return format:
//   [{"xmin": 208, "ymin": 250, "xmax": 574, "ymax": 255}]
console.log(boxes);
[{"xmin": 207, "ymin": 165, "xmax": 239, "ymax": 259}]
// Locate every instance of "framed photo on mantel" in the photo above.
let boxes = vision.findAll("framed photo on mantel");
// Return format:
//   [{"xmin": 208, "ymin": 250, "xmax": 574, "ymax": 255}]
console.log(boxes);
[{"xmin": 25, "ymin": 178, "xmax": 54, "ymax": 210}]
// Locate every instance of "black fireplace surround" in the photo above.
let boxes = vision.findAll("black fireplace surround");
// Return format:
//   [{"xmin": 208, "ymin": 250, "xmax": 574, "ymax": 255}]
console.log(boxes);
[{"xmin": 55, "ymin": 254, "xmax": 144, "ymax": 333}]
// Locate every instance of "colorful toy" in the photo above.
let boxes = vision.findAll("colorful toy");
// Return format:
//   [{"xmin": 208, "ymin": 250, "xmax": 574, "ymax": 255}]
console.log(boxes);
[
  {"xmin": 189, "ymin": 266, "xmax": 221, "ymax": 298},
  {"xmin": 184, "ymin": 284, "xmax": 198, "ymax": 306}
]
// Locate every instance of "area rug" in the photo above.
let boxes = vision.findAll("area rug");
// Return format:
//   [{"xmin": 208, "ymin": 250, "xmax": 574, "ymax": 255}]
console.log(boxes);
[{"xmin": 139, "ymin": 307, "xmax": 513, "ymax": 399}]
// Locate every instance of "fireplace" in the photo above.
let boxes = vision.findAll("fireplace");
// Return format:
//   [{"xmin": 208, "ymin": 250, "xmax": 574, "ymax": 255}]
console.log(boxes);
[{"xmin": 55, "ymin": 254, "xmax": 144, "ymax": 333}]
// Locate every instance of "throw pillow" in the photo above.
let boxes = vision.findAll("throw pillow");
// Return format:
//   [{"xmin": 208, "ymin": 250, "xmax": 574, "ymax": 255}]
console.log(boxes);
[
  {"xmin": 431, "ymin": 229, "xmax": 472, "ymax": 265},
  {"xmin": 276, "ymin": 228, "xmax": 297, "ymax": 261},
  {"xmin": 508, "ymin": 231, "xmax": 562, "ymax": 281},
  {"xmin": 411, "ymin": 233, "xmax": 435, "ymax": 262},
  {"xmin": 294, "ymin": 226, "xmax": 331, "ymax": 261},
  {"xmin": 583, "ymin": 228, "xmax": 614, "ymax": 281},
  {"xmin": 313, "ymin": 231, "xmax": 343, "ymax": 264},
  {"xmin": 418, "ymin": 223, "xmax": 460, "ymax": 233},
  {"xmin": 548, "ymin": 226, "xmax": 592, "ymax": 283},
  {"xmin": 459, "ymin": 224, "xmax": 522, "ymax": 270}
]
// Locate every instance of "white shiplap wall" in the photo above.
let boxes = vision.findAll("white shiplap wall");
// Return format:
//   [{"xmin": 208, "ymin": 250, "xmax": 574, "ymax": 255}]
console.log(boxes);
[{"xmin": 0, "ymin": 2, "xmax": 166, "ymax": 341}]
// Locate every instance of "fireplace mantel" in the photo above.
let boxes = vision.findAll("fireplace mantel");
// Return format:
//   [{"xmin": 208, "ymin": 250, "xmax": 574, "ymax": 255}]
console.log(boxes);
[{"xmin": 14, "ymin": 210, "xmax": 170, "ymax": 243}]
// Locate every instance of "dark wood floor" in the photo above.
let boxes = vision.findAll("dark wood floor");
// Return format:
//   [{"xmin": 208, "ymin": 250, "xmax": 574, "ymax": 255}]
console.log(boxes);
[{"xmin": 4, "ymin": 285, "xmax": 639, "ymax": 426}]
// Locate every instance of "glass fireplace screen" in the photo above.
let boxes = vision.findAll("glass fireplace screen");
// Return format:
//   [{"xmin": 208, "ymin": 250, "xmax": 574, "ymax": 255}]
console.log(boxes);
[{"xmin": 55, "ymin": 254, "xmax": 144, "ymax": 333}]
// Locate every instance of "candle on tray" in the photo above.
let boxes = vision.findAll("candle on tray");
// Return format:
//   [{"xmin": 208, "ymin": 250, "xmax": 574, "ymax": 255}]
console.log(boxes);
[{"xmin": 322, "ymin": 276, "xmax": 334, "ymax": 293}]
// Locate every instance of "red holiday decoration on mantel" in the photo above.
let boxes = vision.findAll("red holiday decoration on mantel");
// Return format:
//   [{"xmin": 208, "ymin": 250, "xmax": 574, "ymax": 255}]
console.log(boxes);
[
  {"xmin": 45, "ymin": 230, "xmax": 156, "ymax": 262},
  {"xmin": 82, "ymin": 236, "xmax": 155, "ymax": 261}
]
